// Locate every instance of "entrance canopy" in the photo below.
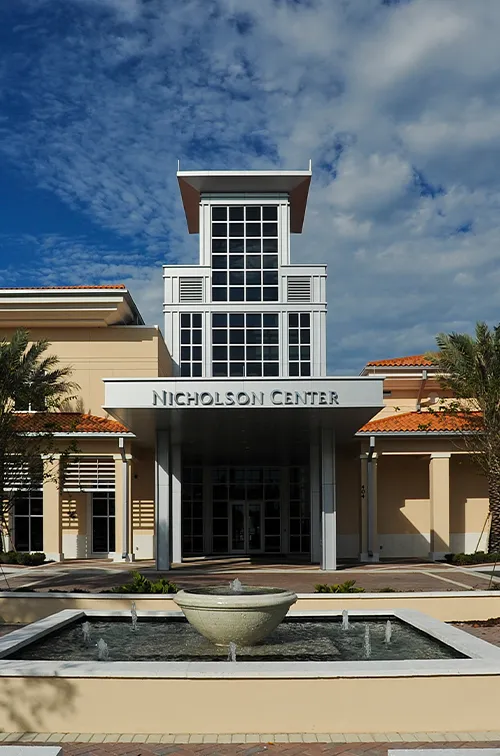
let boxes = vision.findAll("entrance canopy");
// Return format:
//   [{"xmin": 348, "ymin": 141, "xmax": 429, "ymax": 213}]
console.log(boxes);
[{"xmin": 103, "ymin": 377, "xmax": 383, "ymax": 458}]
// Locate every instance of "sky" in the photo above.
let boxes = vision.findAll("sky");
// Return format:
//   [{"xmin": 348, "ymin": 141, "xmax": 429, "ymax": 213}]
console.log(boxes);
[{"xmin": 1, "ymin": 0, "xmax": 500, "ymax": 373}]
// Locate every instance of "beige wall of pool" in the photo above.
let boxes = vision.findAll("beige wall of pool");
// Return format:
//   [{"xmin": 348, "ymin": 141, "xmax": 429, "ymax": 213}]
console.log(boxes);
[{"xmin": 0, "ymin": 674, "xmax": 498, "ymax": 734}]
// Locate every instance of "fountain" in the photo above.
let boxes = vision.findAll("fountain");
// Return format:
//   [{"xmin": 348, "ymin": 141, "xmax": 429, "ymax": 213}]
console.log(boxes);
[
  {"xmin": 342, "ymin": 609, "xmax": 349, "ymax": 631},
  {"xmin": 173, "ymin": 579, "xmax": 297, "ymax": 646},
  {"xmin": 97, "ymin": 638, "xmax": 109, "ymax": 661},
  {"xmin": 385, "ymin": 619, "xmax": 392, "ymax": 645},
  {"xmin": 81, "ymin": 621, "xmax": 92, "ymax": 646},
  {"xmin": 364, "ymin": 625, "xmax": 371, "ymax": 659},
  {"xmin": 0, "ymin": 606, "xmax": 494, "ymax": 736},
  {"xmin": 131, "ymin": 601, "xmax": 138, "ymax": 632}
]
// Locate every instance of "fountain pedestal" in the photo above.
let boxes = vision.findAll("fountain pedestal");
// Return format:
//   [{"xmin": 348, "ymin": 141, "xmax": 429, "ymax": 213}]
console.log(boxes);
[{"xmin": 173, "ymin": 586, "xmax": 297, "ymax": 646}]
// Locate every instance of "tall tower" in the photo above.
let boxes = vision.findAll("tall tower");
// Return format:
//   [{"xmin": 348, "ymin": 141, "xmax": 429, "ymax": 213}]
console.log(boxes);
[
  {"xmin": 163, "ymin": 168, "xmax": 327, "ymax": 379},
  {"xmin": 104, "ymin": 166, "xmax": 384, "ymax": 569}
]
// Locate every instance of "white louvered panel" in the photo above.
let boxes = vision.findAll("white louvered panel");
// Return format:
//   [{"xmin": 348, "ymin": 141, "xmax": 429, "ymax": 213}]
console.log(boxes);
[
  {"xmin": 179, "ymin": 277, "xmax": 204, "ymax": 303},
  {"xmin": 287, "ymin": 276, "xmax": 312, "ymax": 302},
  {"xmin": 3, "ymin": 460, "xmax": 41, "ymax": 491},
  {"xmin": 63, "ymin": 457, "xmax": 115, "ymax": 492}
]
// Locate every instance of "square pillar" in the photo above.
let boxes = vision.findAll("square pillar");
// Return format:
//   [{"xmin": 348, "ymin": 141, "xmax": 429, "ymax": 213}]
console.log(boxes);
[
  {"xmin": 320, "ymin": 427, "xmax": 336, "ymax": 571},
  {"xmin": 359, "ymin": 453, "xmax": 369, "ymax": 560},
  {"xmin": 155, "ymin": 431, "xmax": 170, "ymax": 570},
  {"xmin": 42, "ymin": 456, "xmax": 63, "ymax": 561},
  {"xmin": 429, "ymin": 452, "xmax": 451, "ymax": 560},
  {"xmin": 368, "ymin": 452, "xmax": 379, "ymax": 562},
  {"xmin": 171, "ymin": 444, "xmax": 182, "ymax": 565},
  {"xmin": 359, "ymin": 451, "xmax": 379, "ymax": 562},
  {"xmin": 112, "ymin": 449, "xmax": 133, "ymax": 562}
]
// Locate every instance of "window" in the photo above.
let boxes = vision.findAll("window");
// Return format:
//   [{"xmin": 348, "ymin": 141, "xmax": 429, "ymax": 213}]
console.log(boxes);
[
  {"xmin": 211, "ymin": 205, "xmax": 279, "ymax": 303},
  {"xmin": 182, "ymin": 467, "xmax": 204, "ymax": 554},
  {"xmin": 288, "ymin": 312, "xmax": 311, "ymax": 377},
  {"xmin": 289, "ymin": 467, "xmax": 310, "ymax": 553},
  {"xmin": 179, "ymin": 313, "xmax": 203, "ymax": 377},
  {"xmin": 92, "ymin": 493, "xmax": 115, "ymax": 553},
  {"xmin": 13, "ymin": 491, "xmax": 43, "ymax": 552},
  {"xmin": 212, "ymin": 313, "xmax": 280, "ymax": 377}
]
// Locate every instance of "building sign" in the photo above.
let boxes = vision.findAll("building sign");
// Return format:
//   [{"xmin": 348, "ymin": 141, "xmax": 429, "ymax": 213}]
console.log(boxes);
[{"xmin": 152, "ymin": 389, "xmax": 339, "ymax": 408}]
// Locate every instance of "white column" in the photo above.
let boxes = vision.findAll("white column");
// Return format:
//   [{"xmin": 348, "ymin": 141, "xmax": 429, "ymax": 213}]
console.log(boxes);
[
  {"xmin": 171, "ymin": 443, "xmax": 182, "ymax": 565},
  {"xmin": 359, "ymin": 453, "xmax": 369, "ymax": 561},
  {"xmin": 367, "ymin": 452, "xmax": 379, "ymax": 562},
  {"xmin": 321, "ymin": 427, "xmax": 336, "ymax": 571},
  {"xmin": 42, "ymin": 455, "xmax": 63, "ymax": 562},
  {"xmin": 310, "ymin": 436, "xmax": 321, "ymax": 563},
  {"xmin": 429, "ymin": 452, "xmax": 451, "ymax": 561},
  {"xmin": 112, "ymin": 447, "xmax": 133, "ymax": 562},
  {"xmin": 155, "ymin": 431, "xmax": 170, "ymax": 570}
]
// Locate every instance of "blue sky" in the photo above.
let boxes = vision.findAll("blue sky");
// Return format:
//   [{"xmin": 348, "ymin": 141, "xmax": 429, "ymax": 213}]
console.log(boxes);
[{"xmin": 1, "ymin": 0, "xmax": 500, "ymax": 372}]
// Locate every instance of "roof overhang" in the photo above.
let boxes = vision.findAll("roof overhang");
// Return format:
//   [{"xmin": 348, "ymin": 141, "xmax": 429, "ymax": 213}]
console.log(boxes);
[
  {"xmin": 103, "ymin": 376, "xmax": 383, "ymax": 452},
  {"xmin": 177, "ymin": 169, "xmax": 312, "ymax": 234},
  {"xmin": 356, "ymin": 430, "xmax": 464, "ymax": 437},
  {"xmin": 0, "ymin": 288, "xmax": 144, "ymax": 328},
  {"xmin": 20, "ymin": 432, "xmax": 135, "ymax": 438}
]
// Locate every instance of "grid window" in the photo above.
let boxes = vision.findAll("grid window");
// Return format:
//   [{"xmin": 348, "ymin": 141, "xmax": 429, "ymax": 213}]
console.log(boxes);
[
  {"xmin": 288, "ymin": 313, "xmax": 311, "ymax": 377},
  {"xmin": 179, "ymin": 313, "xmax": 203, "ymax": 377},
  {"xmin": 181, "ymin": 467, "xmax": 204, "ymax": 554},
  {"xmin": 211, "ymin": 205, "xmax": 279, "ymax": 303},
  {"xmin": 13, "ymin": 491, "xmax": 43, "ymax": 552},
  {"xmin": 211, "ymin": 467, "xmax": 281, "ymax": 554},
  {"xmin": 212, "ymin": 313, "xmax": 279, "ymax": 377},
  {"xmin": 92, "ymin": 493, "xmax": 115, "ymax": 553},
  {"xmin": 289, "ymin": 467, "xmax": 310, "ymax": 554}
]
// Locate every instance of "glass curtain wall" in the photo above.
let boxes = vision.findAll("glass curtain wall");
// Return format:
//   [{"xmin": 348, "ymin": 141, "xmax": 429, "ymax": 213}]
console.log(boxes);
[{"xmin": 181, "ymin": 466, "xmax": 310, "ymax": 557}]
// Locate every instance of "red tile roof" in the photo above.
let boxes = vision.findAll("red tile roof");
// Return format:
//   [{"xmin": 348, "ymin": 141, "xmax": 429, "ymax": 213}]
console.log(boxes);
[
  {"xmin": 0, "ymin": 285, "xmax": 126, "ymax": 291},
  {"xmin": 358, "ymin": 411, "xmax": 481, "ymax": 434},
  {"xmin": 366, "ymin": 354, "xmax": 436, "ymax": 367},
  {"xmin": 14, "ymin": 412, "xmax": 131, "ymax": 434}
]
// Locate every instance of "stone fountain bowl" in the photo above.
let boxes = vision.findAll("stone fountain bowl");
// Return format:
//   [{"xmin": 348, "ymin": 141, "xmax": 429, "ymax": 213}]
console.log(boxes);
[{"xmin": 173, "ymin": 586, "xmax": 298, "ymax": 646}]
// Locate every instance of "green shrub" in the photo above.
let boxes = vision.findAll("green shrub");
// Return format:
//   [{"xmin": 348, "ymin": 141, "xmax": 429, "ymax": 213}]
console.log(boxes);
[
  {"xmin": 314, "ymin": 579, "xmax": 365, "ymax": 593},
  {"xmin": 0, "ymin": 551, "xmax": 45, "ymax": 566},
  {"xmin": 446, "ymin": 551, "xmax": 500, "ymax": 566},
  {"xmin": 111, "ymin": 571, "xmax": 178, "ymax": 594},
  {"xmin": 378, "ymin": 586, "xmax": 398, "ymax": 593}
]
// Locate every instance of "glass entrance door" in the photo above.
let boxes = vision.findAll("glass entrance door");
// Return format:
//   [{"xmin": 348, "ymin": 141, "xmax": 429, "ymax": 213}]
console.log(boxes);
[{"xmin": 230, "ymin": 501, "xmax": 263, "ymax": 553}]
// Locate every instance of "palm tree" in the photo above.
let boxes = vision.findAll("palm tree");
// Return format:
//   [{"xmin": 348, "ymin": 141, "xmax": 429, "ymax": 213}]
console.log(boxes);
[
  {"xmin": 0, "ymin": 328, "xmax": 76, "ymax": 413},
  {"xmin": 432, "ymin": 322, "xmax": 500, "ymax": 551},
  {"xmin": 0, "ymin": 328, "xmax": 78, "ymax": 549}
]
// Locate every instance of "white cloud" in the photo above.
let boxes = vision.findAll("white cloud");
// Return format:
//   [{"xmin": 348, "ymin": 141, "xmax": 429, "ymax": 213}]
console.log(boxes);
[{"xmin": 2, "ymin": 0, "xmax": 500, "ymax": 371}]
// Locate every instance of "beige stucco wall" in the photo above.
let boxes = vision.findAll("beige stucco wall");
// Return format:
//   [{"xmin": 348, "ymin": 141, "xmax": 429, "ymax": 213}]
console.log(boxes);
[
  {"xmin": 0, "ymin": 325, "xmax": 171, "ymax": 417},
  {"xmin": 364, "ymin": 436, "xmax": 490, "ymax": 557},
  {"xmin": 3, "ymin": 591, "xmax": 500, "ymax": 623},
  {"xmin": 450, "ymin": 456, "xmax": 489, "ymax": 552},
  {"xmin": 377, "ymin": 454, "xmax": 430, "ymax": 557},
  {"xmin": 0, "ymin": 673, "xmax": 498, "ymax": 734}
]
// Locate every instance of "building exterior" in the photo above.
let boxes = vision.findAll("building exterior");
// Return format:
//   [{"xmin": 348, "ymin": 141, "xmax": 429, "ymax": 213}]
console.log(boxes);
[
  {"xmin": 358, "ymin": 356, "xmax": 489, "ymax": 561},
  {"xmin": 0, "ymin": 169, "xmax": 491, "ymax": 567}
]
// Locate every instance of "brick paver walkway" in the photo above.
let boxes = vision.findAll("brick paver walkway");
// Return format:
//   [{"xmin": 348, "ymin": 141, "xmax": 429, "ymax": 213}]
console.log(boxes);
[
  {"xmin": 3, "ymin": 737, "xmax": 500, "ymax": 753},
  {"xmin": 1, "ymin": 558, "xmax": 498, "ymax": 594}
]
